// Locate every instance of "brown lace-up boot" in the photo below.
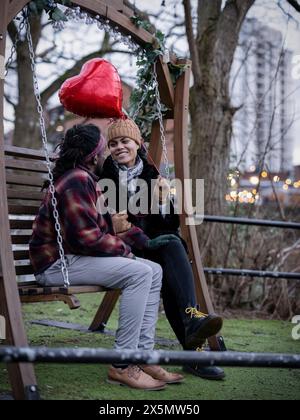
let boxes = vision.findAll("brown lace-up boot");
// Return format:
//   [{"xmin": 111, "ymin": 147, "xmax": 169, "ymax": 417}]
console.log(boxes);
[
  {"xmin": 107, "ymin": 365, "xmax": 166, "ymax": 391},
  {"xmin": 185, "ymin": 307, "xmax": 223, "ymax": 350},
  {"xmin": 140, "ymin": 365, "xmax": 184, "ymax": 384}
]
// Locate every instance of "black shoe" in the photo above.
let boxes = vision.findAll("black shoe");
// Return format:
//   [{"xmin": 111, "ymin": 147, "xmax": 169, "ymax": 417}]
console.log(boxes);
[
  {"xmin": 183, "ymin": 364, "xmax": 225, "ymax": 381},
  {"xmin": 184, "ymin": 308, "xmax": 223, "ymax": 350}
]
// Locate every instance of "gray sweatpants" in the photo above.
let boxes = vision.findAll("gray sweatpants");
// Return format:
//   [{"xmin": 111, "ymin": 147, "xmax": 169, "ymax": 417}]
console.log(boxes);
[{"xmin": 36, "ymin": 255, "xmax": 163, "ymax": 351}]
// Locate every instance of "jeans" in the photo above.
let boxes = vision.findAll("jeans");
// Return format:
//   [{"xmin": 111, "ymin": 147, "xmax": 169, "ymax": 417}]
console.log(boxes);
[
  {"xmin": 36, "ymin": 255, "xmax": 163, "ymax": 351},
  {"xmin": 143, "ymin": 240, "xmax": 197, "ymax": 349}
]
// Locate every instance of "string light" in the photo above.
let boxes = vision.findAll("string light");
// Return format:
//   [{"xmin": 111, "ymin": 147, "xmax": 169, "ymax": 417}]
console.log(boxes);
[
  {"xmin": 250, "ymin": 176, "xmax": 259, "ymax": 185},
  {"xmin": 261, "ymin": 171, "xmax": 268, "ymax": 178},
  {"xmin": 52, "ymin": 6, "xmax": 141, "ymax": 55}
]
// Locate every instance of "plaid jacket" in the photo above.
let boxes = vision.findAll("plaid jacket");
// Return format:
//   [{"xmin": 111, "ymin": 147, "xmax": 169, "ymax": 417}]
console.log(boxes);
[{"xmin": 29, "ymin": 166, "xmax": 149, "ymax": 274}]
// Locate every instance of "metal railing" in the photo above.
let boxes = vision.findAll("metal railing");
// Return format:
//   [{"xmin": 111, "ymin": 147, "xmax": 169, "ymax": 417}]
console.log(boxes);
[
  {"xmin": 195, "ymin": 214, "xmax": 300, "ymax": 280},
  {"xmin": 1, "ymin": 347, "xmax": 299, "ymax": 369}
]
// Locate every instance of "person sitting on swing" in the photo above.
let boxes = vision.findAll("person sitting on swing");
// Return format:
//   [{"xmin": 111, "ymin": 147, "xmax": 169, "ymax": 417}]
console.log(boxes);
[
  {"xmin": 29, "ymin": 123, "xmax": 187, "ymax": 391},
  {"xmin": 101, "ymin": 117, "xmax": 225, "ymax": 380}
]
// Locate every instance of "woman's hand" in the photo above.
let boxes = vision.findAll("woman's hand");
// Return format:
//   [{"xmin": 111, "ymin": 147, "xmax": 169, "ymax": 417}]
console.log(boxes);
[
  {"xmin": 146, "ymin": 234, "xmax": 181, "ymax": 250},
  {"xmin": 128, "ymin": 253, "xmax": 137, "ymax": 260},
  {"xmin": 112, "ymin": 213, "xmax": 132, "ymax": 234},
  {"xmin": 153, "ymin": 176, "xmax": 170, "ymax": 204}
]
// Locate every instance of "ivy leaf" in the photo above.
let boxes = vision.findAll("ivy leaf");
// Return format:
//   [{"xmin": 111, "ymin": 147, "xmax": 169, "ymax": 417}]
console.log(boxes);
[
  {"xmin": 50, "ymin": 7, "xmax": 68, "ymax": 22},
  {"xmin": 155, "ymin": 30, "xmax": 165, "ymax": 44}
]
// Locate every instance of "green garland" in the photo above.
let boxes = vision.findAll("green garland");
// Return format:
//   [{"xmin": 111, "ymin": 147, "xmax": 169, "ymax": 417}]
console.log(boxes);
[{"xmin": 28, "ymin": 0, "xmax": 70, "ymax": 21}]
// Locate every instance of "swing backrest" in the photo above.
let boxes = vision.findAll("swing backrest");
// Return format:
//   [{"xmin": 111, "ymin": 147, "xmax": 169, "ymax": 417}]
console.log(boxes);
[{"xmin": 4, "ymin": 144, "xmax": 109, "ymax": 309}]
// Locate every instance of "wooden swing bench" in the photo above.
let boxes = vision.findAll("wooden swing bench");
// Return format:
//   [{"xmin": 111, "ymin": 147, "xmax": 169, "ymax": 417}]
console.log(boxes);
[{"xmin": 4, "ymin": 144, "xmax": 119, "ymax": 331}]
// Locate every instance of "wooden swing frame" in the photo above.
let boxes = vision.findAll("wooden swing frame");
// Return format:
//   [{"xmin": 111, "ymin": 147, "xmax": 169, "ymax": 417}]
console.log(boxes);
[{"xmin": 0, "ymin": 0, "xmax": 222, "ymax": 400}]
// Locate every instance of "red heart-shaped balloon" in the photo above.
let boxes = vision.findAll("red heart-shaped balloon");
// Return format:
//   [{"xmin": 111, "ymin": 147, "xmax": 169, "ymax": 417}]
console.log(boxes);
[{"xmin": 59, "ymin": 58, "xmax": 124, "ymax": 119}]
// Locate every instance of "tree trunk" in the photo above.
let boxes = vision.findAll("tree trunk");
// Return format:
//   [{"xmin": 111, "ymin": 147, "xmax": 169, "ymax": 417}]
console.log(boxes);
[
  {"xmin": 13, "ymin": 14, "xmax": 42, "ymax": 149},
  {"xmin": 184, "ymin": 0, "xmax": 256, "ymax": 266},
  {"xmin": 190, "ymin": 87, "xmax": 233, "ymax": 265}
]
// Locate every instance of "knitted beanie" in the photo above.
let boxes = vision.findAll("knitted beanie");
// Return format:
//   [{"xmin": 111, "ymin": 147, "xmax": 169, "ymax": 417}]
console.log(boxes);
[{"xmin": 107, "ymin": 118, "xmax": 142, "ymax": 146}]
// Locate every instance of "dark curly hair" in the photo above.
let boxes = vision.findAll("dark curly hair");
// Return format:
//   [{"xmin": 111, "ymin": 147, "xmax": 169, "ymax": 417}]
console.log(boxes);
[{"xmin": 43, "ymin": 124, "xmax": 101, "ymax": 190}]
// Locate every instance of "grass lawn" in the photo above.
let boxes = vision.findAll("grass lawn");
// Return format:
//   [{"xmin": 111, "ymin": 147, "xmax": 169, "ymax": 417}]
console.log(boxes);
[{"xmin": 0, "ymin": 293, "xmax": 299, "ymax": 400}]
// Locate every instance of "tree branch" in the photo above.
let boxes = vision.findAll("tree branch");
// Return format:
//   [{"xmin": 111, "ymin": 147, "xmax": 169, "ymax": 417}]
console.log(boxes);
[
  {"xmin": 286, "ymin": 0, "xmax": 300, "ymax": 12},
  {"xmin": 215, "ymin": 0, "xmax": 256, "ymax": 78},
  {"xmin": 40, "ymin": 33, "xmax": 131, "ymax": 105},
  {"xmin": 182, "ymin": 0, "xmax": 201, "ymax": 85},
  {"xmin": 7, "ymin": 21, "xmax": 18, "ymax": 42},
  {"xmin": 4, "ymin": 93, "xmax": 17, "ymax": 108}
]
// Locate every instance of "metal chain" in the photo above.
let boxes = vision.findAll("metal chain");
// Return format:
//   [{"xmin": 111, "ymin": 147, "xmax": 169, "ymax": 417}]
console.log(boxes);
[
  {"xmin": 25, "ymin": 11, "xmax": 70, "ymax": 288},
  {"xmin": 131, "ymin": 74, "xmax": 154, "ymax": 121},
  {"xmin": 5, "ymin": 16, "xmax": 27, "ymax": 77},
  {"xmin": 153, "ymin": 61, "xmax": 170, "ymax": 180}
]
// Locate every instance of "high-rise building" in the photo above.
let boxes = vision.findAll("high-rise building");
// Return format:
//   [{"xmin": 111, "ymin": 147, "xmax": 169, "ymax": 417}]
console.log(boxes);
[{"xmin": 231, "ymin": 18, "xmax": 294, "ymax": 174}]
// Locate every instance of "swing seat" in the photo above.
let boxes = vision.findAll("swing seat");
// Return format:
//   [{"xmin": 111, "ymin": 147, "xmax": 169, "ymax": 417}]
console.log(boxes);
[{"xmin": 4, "ymin": 144, "xmax": 118, "ymax": 329}]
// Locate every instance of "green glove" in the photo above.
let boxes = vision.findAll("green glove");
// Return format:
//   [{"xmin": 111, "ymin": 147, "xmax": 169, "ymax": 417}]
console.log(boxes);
[{"xmin": 146, "ymin": 234, "xmax": 181, "ymax": 250}]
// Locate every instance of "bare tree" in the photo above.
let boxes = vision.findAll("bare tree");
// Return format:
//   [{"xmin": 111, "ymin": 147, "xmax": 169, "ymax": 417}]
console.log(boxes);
[
  {"xmin": 182, "ymin": 0, "xmax": 255, "ymax": 266},
  {"xmin": 285, "ymin": 0, "xmax": 300, "ymax": 12}
]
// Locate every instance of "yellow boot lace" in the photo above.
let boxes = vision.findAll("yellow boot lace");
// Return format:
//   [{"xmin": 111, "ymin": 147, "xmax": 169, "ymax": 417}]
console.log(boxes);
[
  {"xmin": 185, "ymin": 307, "xmax": 208, "ymax": 319},
  {"xmin": 196, "ymin": 340, "xmax": 208, "ymax": 352}
]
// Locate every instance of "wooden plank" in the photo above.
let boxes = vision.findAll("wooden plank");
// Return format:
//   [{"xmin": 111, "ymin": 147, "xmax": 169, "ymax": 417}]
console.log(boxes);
[
  {"xmin": 6, "ymin": 173, "xmax": 45, "ymax": 187},
  {"xmin": 13, "ymin": 250, "xmax": 30, "ymax": 260},
  {"xmin": 7, "ymin": 188, "xmax": 44, "ymax": 201},
  {"xmin": 11, "ymin": 235, "xmax": 32, "ymax": 245},
  {"xmin": 107, "ymin": 0, "xmax": 127, "ymax": 11},
  {"xmin": 18, "ymin": 280, "xmax": 36, "ymax": 287},
  {"xmin": 156, "ymin": 56, "xmax": 175, "ymax": 111},
  {"xmin": 110, "ymin": 1, "xmax": 133, "ymax": 17},
  {"xmin": 9, "ymin": 219, "xmax": 33, "ymax": 229},
  {"xmin": 15, "ymin": 265, "xmax": 33, "ymax": 276},
  {"xmin": 148, "ymin": 120, "xmax": 164, "ymax": 169},
  {"xmin": 18, "ymin": 285, "xmax": 107, "ymax": 295},
  {"xmin": 173, "ymin": 59, "xmax": 221, "ymax": 351},
  {"xmin": 4, "ymin": 144, "xmax": 55, "ymax": 161},
  {"xmin": 1, "ymin": 0, "xmax": 38, "ymax": 401},
  {"xmin": 5, "ymin": 157, "xmax": 48, "ymax": 173},
  {"xmin": 20, "ymin": 294, "xmax": 81, "ymax": 310},
  {"xmin": 9, "ymin": 205, "xmax": 39, "ymax": 215}
]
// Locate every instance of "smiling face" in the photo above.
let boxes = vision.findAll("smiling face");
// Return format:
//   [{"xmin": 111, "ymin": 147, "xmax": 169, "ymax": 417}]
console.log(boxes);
[{"xmin": 108, "ymin": 137, "xmax": 139, "ymax": 168}]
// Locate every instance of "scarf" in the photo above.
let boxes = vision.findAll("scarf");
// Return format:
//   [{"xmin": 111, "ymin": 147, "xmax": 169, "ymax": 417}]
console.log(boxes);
[{"xmin": 113, "ymin": 155, "xmax": 144, "ymax": 197}]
